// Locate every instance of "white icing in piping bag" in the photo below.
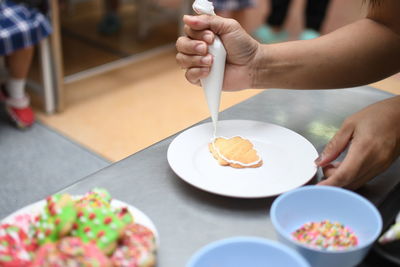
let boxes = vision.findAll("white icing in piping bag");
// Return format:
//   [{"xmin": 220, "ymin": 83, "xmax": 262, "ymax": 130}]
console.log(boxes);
[{"xmin": 192, "ymin": 0, "xmax": 226, "ymax": 137}]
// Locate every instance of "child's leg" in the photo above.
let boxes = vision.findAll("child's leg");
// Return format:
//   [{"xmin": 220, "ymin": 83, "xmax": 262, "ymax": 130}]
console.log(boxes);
[
  {"xmin": 98, "ymin": 0, "xmax": 121, "ymax": 34},
  {"xmin": 3, "ymin": 46, "xmax": 35, "ymax": 128},
  {"xmin": 305, "ymin": 0, "xmax": 331, "ymax": 33},
  {"xmin": 5, "ymin": 46, "xmax": 34, "ymax": 100},
  {"xmin": 6, "ymin": 46, "xmax": 34, "ymax": 79},
  {"xmin": 299, "ymin": 0, "xmax": 330, "ymax": 40},
  {"xmin": 267, "ymin": 0, "xmax": 292, "ymax": 31}
]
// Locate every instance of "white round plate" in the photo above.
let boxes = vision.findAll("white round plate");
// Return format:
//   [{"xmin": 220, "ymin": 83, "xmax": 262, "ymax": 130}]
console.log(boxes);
[
  {"xmin": 1, "ymin": 197, "xmax": 159, "ymax": 243},
  {"xmin": 167, "ymin": 120, "xmax": 318, "ymax": 198}
]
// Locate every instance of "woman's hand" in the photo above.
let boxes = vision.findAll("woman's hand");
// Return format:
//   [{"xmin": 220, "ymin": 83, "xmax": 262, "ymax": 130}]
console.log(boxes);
[
  {"xmin": 176, "ymin": 15, "xmax": 260, "ymax": 91},
  {"xmin": 315, "ymin": 96, "xmax": 400, "ymax": 189}
]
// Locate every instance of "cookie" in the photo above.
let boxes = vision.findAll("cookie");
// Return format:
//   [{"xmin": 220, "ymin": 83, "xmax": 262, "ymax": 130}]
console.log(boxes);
[
  {"xmin": 12, "ymin": 213, "xmax": 34, "ymax": 234},
  {"xmin": 112, "ymin": 244, "xmax": 156, "ymax": 267},
  {"xmin": 0, "ymin": 224, "xmax": 36, "ymax": 267},
  {"xmin": 71, "ymin": 203, "xmax": 131, "ymax": 255},
  {"xmin": 32, "ymin": 194, "xmax": 77, "ymax": 245},
  {"xmin": 209, "ymin": 136, "xmax": 263, "ymax": 168},
  {"xmin": 75, "ymin": 187, "xmax": 112, "ymax": 209},
  {"xmin": 115, "ymin": 207, "xmax": 134, "ymax": 226},
  {"xmin": 111, "ymin": 223, "xmax": 156, "ymax": 267},
  {"xmin": 30, "ymin": 237, "xmax": 112, "ymax": 266},
  {"xmin": 120, "ymin": 223, "xmax": 156, "ymax": 253}
]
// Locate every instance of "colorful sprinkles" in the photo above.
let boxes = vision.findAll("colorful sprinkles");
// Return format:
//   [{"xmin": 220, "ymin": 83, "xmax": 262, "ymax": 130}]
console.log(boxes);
[{"xmin": 292, "ymin": 220, "xmax": 358, "ymax": 251}]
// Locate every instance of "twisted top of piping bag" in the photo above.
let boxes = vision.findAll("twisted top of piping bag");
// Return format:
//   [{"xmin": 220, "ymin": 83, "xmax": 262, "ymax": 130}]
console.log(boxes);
[{"xmin": 192, "ymin": 0, "xmax": 215, "ymax": 15}]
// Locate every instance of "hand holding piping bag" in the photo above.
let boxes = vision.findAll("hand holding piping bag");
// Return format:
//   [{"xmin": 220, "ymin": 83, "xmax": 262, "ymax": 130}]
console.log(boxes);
[
  {"xmin": 176, "ymin": 4, "xmax": 259, "ymax": 96},
  {"xmin": 191, "ymin": 0, "xmax": 226, "ymax": 136}
]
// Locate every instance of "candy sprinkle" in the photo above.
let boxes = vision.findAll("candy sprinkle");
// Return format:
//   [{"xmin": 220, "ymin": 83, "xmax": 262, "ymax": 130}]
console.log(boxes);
[{"xmin": 292, "ymin": 220, "xmax": 358, "ymax": 251}]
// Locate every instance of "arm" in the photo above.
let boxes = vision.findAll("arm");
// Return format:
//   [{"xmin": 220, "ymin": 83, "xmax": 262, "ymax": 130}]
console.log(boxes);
[
  {"xmin": 255, "ymin": 1, "xmax": 400, "ymax": 89},
  {"xmin": 176, "ymin": 0, "xmax": 400, "ymax": 189},
  {"xmin": 176, "ymin": 0, "xmax": 400, "ymax": 91}
]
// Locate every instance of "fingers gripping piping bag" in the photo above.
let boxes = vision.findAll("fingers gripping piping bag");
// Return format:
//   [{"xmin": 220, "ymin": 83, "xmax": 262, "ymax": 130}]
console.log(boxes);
[{"xmin": 193, "ymin": 0, "xmax": 227, "ymax": 136}]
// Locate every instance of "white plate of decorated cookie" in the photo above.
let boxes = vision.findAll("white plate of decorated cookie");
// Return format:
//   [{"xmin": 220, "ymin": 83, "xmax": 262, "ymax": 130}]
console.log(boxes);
[
  {"xmin": 167, "ymin": 120, "xmax": 318, "ymax": 198},
  {"xmin": 0, "ymin": 188, "xmax": 158, "ymax": 266}
]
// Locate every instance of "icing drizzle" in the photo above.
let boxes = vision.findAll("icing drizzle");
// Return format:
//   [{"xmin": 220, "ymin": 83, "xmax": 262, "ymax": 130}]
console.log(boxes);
[{"xmin": 211, "ymin": 135, "xmax": 262, "ymax": 167}]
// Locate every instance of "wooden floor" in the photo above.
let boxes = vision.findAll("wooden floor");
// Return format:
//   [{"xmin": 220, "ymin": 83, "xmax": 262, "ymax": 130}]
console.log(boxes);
[{"xmin": 34, "ymin": 0, "xmax": 400, "ymax": 162}]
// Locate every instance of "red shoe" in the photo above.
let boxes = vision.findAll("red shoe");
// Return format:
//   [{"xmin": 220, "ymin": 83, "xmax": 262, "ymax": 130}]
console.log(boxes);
[{"xmin": 4, "ymin": 96, "xmax": 35, "ymax": 129}]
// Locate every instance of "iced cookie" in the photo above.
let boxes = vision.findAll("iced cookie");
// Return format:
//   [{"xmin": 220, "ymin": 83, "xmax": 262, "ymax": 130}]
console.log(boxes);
[
  {"xmin": 32, "ymin": 193, "xmax": 77, "ymax": 245},
  {"xmin": 115, "ymin": 207, "xmax": 134, "ymax": 226},
  {"xmin": 121, "ymin": 223, "xmax": 156, "ymax": 252},
  {"xmin": 209, "ymin": 136, "xmax": 263, "ymax": 168},
  {"xmin": 0, "ymin": 224, "xmax": 36, "ymax": 267},
  {"xmin": 112, "ymin": 223, "xmax": 156, "ymax": 267},
  {"xmin": 75, "ymin": 187, "xmax": 112, "ymax": 209},
  {"xmin": 71, "ymin": 204, "xmax": 130, "ymax": 255},
  {"xmin": 112, "ymin": 244, "xmax": 156, "ymax": 267},
  {"xmin": 30, "ymin": 237, "xmax": 112, "ymax": 266},
  {"xmin": 11, "ymin": 213, "xmax": 34, "ymax": 234}
]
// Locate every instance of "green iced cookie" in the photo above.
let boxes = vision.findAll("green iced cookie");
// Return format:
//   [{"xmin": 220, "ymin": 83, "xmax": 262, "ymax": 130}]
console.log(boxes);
[{"xmin": 32, "ymin": 194, "xmax": 77, "ymax": 245}]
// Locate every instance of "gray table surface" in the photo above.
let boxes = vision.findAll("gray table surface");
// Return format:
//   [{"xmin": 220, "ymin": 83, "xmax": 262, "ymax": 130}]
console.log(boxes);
[{"xmin": 57, "ymin": 87, "xmax": 399, "ymax": 266}]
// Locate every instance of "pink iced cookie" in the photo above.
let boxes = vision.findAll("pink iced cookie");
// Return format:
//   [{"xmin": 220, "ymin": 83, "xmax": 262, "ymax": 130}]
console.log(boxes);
[
  {"xmin": 0, "ymin": 224, "xmax": 36, "ymax": 267},
  {"xmin": 112, "ymin": 245, "xmax": 155, "ymax": 267},
  {"xmin": 30, "ymin": 237, "xmax": 112, "ymax": 267},
  {"xmin": 121, "ymin": 223, "xmax": 156, "ymax": 253},
  {"xmin": 112, "ymin": 223, "xmax": 157, "ymax": 267},
  {"xmin": 12, "ymin": 213, "xmax": 34, "ymax": 234}
]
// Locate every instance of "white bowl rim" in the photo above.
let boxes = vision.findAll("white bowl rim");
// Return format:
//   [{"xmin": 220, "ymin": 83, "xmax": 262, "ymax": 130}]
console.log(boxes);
[
  {"xmin": 270, "ymin": 185, "xmax": 383, "ymax": 254},
  {"xmin": 186, "ymin": 236, "xmax": 311, "ymax": 267}
]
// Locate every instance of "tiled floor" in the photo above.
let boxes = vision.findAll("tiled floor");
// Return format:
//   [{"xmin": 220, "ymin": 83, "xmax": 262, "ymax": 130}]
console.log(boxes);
[{"xmin": 35, "ymin": 0, "xmax": 400, "ymax": 162}]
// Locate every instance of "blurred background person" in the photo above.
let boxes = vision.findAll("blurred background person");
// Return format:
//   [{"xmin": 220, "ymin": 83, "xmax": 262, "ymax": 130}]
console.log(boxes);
[
  {"xmin": 98, "ymin": 0, "xmax": 121, "ymax": 35},
  {"xmin": 0, "ymin": 0, "xmax": 52, "ymax": 128},
  {"xmin": 254, "ymin": 0, "xmax": 331, "ymax": 43},
  {"xmin": 212, "ymin": 0, "xmax": 256, "ymax": 32}
]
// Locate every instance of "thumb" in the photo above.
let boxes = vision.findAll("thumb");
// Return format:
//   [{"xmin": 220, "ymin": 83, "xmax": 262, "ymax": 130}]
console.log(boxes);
[
  {"xmin": 315, "ymin": 124, "xmax": 353, "ymax": 167},
  {"xmin": 183, "ymin": 14, "xmax": 241, "ymax": 36}
]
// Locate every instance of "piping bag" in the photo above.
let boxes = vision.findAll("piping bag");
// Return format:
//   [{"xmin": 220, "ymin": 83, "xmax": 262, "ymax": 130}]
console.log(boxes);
[{"xmin": 192, "ymin": 0, "xmax": 227, "ymax": 136}]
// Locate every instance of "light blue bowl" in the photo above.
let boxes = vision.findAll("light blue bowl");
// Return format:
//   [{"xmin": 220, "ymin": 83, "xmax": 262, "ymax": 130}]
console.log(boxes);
[
  {"xmin": 270, "ymin": 185, "xmax": 382, "ymax": 267},
  {"xmin": 186, "ymin": 236, "xmax": 310, "ymax": 267}
]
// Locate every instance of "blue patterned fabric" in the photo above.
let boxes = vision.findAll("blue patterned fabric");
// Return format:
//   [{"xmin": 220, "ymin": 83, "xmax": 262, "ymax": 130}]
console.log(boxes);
[
  {"xmin": 0, "ymin": 0, "xmax": 51, "ymax": 55},
  {"xmin": 212, "ymin": 0, "xmax": 255, "ymax": 11}
]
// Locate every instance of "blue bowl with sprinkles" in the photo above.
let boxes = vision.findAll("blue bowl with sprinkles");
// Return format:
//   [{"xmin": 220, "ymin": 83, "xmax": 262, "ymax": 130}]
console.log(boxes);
[
  {"xmin": 186, "ymin": 236, "xmax": 310, "ymax": 267},
  {"xmin": 270, "ymin": 185, "xmax": 382, "ymax": 267}
]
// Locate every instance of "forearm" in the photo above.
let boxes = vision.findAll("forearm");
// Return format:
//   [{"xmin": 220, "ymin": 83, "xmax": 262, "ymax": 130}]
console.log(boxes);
[{"xmin": 252, "ymin": 18, "xmax": 400, "ymax": 89}]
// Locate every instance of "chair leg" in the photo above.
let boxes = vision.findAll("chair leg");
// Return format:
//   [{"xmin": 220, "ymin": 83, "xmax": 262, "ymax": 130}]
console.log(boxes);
[{"xmin": 39, "ymin": 38, "xmax": 56, "ymax": 114}]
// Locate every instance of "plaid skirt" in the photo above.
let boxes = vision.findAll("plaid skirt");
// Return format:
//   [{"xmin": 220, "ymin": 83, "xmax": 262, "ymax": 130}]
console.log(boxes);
[
  {"xmin": 0, "ymin": 0, "xmax": 52, "ymax": 56},
  {"xmin": 212, "ymin": 0, "xmax": 255, "ymax": 11}
]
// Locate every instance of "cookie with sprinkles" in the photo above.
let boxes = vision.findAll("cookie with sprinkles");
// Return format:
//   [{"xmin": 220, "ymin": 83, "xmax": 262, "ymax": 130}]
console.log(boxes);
[
  {"xmin": 115, "ymin": 207, "xmax": 134, "ymax": 226},
  {"xmin": 11, "ymin": 213, "xmax": 34, "ymax": 234},
  {"xmin": 121, "ymin": 223, "xmax": 156, "ymax": 253},
  {"xmin": 30, "ymin": 237, "xmax": 112, "ymax": 267},
  {"xmin": 111, "ymin": 223, "xmax": 156, "ymax": 267},
  {"xmin": 75, "ymin": 187, "xmax": 112, "ymax": 209},
  {"xmin": 32, "ymin": 194, "xmax": 77, "ymax": 245},
  {"xmin": 71, "ymin": 203, "xmax": 130, "ymax": 255},
  {"xmin": 112, "ymin": 244, "xmax": 156, "ymax": 267},
  {"xmin": 0, "ymin": 224, "xmax": 36, "ymax": 267}
]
